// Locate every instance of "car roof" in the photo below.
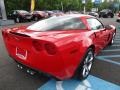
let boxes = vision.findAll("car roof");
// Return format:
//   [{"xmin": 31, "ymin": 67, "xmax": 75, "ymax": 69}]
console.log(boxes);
[{"xmin": 55, "ymin": 14, "xmax": 93, "ymax": 19}]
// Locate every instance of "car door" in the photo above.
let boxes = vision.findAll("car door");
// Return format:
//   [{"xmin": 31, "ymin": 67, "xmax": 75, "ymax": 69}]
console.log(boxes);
[{"xmin": 86, "ymin": 18, "xmax": 109, "ymax": 53}]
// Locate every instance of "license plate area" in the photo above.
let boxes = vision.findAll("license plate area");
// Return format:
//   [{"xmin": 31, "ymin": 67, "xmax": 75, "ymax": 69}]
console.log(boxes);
[{"xmin": 16, "ymin": 47, "xmax": 27, "ymax": 60}]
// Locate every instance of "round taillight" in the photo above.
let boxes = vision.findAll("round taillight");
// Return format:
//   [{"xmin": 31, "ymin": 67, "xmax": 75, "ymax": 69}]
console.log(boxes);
[
  {"xmin": 32, "ymin": 40, "xmax": 42, "ymax": 51},
  {"xmin": 44, "ymin": 43, "xmax": 57, "ymax": 55}
]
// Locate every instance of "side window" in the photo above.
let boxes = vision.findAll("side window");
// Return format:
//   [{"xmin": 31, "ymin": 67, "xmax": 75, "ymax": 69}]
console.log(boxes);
[
  {"xmin": 63, "ymin": 18, "xmax": 86, "ymax": 30},
  {"xmin": 87, "ymin": 18, "xmax": 104, "ymax": 30},
  {"xmin": 49, "ymin": 18, "xmax": 86, "ymax": 30}
]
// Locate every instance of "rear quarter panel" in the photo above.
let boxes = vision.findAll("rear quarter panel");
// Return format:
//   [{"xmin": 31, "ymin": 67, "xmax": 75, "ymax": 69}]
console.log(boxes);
[{"xmin": 55, "ymin": 32, "xmax": 94, "ymax": 78}]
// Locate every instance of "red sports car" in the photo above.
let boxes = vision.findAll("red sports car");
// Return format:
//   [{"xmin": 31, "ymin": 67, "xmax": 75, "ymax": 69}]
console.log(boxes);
[{"xmin": 2, "ymin": 14, "xmax": 116, "ymax": 80}]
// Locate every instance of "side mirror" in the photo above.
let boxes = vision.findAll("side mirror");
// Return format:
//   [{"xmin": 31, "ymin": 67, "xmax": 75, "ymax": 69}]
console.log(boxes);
[{"xmin": 104, "ymin": 25, "xmax": 112, "ymax": 30}]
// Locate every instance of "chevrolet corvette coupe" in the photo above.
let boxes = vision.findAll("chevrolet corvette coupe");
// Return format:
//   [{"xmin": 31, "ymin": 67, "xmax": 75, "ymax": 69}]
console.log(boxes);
[{"xmin": 2, "ymin": 14, "xmax": 116, "ymax": 80}]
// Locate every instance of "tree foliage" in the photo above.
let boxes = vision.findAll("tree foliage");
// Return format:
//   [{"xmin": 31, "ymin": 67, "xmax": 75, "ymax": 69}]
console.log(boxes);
[
  {"xmin": 4, "ymin": 0, "xmax": 118, "ymax": 14},
  {"xmin": 4, "ymin": 0, "xmax": 94, "ymax": 14},
  {"xmin": 5, "ymin": 0, "xmax": 30, "ymax": 14},
  {"xmin": 86, "ymin": 0, "xmax": 93, "ymax": 11}
]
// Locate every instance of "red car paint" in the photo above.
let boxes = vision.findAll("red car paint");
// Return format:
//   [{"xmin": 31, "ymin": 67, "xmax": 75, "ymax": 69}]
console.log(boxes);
[
  {"xmin": 2, "ymin": 14, "xmax": 116, "ymax": 80},
  {"xmin": 118, "ymin": 12, "xmax": 120, "ymax": 17}
]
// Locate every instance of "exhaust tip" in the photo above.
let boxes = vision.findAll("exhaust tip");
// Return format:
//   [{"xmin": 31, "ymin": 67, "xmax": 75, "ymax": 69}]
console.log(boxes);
[
  {"xmin": 17, "ymin": 64, "xmax": 20, "ymax": 68},
  {"xmin": 20, "ymin": 66, "xmax": 23, "ymax": 69},
  {"xmin": 17, "ymin": 64, "xmax": 23, "ymax": 69},
  {"xmin": 26, "ymin": 69, "xmax": 36, "ymax": 75},
  {"xmin": 27, "ymin": 69, "xmax": 30, "ymax": 73}
]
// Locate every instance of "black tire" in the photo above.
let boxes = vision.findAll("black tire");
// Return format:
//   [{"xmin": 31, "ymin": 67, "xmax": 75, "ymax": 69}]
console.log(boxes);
[
  {"xmin": 110, "ymin": 15, "xmax": 114, "ymax": 18},
  {"xmin": 109, "ymin": 33, "xmax": 116, "ymax": 45},
  {"xmin": 54, "ymin": 77, "xmax": 62, "ymax": 81},
  {"xmin": 110, "ymin": 14, "xmax": 114, "ymax": 18},
  {"xmin": 77, "ymin": 48, "xmax": 94, "ymax": 80},
  {"xmin": 99, "ymin": 15, "xmax": 101, "ymax": 18},
  {"xmin": 116, "ymin": 19, "xmax": 119, "ymax": 22}
]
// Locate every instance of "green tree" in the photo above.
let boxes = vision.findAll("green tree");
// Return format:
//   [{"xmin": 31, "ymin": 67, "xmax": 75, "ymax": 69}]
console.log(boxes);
[
  {"xmin": 5, "ymin": 0, "xmax": 30, "ymax": 14},
  {"xmin": 4, "ymin": 0, "xmax": 94, "ymax": 14},
  {"xmin": 86, "ymin": 0, "xmax": 93, "ymax": 11}
]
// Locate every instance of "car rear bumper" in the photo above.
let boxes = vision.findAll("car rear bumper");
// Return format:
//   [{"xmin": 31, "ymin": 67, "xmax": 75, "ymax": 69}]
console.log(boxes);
[
  {"xmin": 3, "ymin": 38, "xmax": 75, "ymax": 80},
  {"xmin": 7, "ymin": 47, "xmax": 70, "ymax": 80}
]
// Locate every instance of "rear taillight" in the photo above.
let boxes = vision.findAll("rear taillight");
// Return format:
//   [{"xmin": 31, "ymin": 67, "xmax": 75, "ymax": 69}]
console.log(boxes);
[
  {"xmin": 32, "ymin": 40, "xmax": 43, "ymax": 51},
  {"xmin": 44, "ymin": 43, "xmax": 57, "ymax": 55},
  {"xmin": 2, "ymin": 31, "xmax": 10, "ymax": 40},
  {"xmin": 32, "ymin": 40, "xmax": 57, "ymax": 55}
]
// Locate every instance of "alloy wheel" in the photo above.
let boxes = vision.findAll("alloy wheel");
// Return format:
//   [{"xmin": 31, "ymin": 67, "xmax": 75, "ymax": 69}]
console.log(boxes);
[
  {"xmin": 111, "ymin": 33, "xmax": 115, "ymax": 44},
  {"xmin": 82, "ymin": 50, "xmax": 94, "ymax": 78}
]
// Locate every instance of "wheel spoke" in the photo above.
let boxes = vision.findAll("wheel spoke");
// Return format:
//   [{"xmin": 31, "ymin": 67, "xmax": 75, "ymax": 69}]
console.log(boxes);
[
  {"xmin": 112, "ymin": 33, "xmax": 115, "ymax": 44},
  {"xmin": 85, "ymin": 65, "xmax": 89, "ymax": 76},
  {"xmin": 85, "ymin": 65, "xmax": 89, "ymax": 72},
  {"xmin": 88, "ymin": 56, "xmax": 93, "ymax": 63},
  {"xmin": 87, "ymin": 52, "xmax": 93, "ymax": 63},
  {"xmin": 88, "ymin": 62, "xmax": 92, "ymax": 70},
  {"xmin": 84, "ymin": 56, "xmax": 89, "ymax": 64},
  {"xmin": 82, "ymin": 66, "xmax": 86, "ymax": 76},
  {"xmin": 82, "ymin": 64, "xmax": 90, "ymax": 77}
]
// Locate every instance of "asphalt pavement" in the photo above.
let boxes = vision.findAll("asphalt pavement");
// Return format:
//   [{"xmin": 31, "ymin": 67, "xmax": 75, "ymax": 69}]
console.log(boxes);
[{"xmin": 0, "ymin": 17, "xmax": 120, "ymax": 90}]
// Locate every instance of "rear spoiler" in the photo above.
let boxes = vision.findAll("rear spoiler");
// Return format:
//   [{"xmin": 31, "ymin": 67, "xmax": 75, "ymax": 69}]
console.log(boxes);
[{"xmin": 10, "ymin": 31, "xmax": 30, "ymax": 37}]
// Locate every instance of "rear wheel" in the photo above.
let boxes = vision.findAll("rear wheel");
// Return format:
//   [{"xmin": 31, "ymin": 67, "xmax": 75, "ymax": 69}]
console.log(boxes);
[
  {"xmin": 99, "ymin": 15, "xmax": 101, "ymax": 18},
  {"xmin": 109, "ymin": 33, "xmax": 116, "ymax": 45},
  {"xmin": 116, "ymin": 19, "xmax": 120, "ymax": 22},
  {"xmin": 77, "ymin": 48, "xmax": 94, "ymax": 80}
]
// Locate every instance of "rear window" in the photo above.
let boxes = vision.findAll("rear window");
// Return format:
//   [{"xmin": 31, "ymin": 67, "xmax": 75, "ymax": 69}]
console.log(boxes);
[{"xmin": 27, "ymin": 16, "xmax": 86, "ymax": 31}]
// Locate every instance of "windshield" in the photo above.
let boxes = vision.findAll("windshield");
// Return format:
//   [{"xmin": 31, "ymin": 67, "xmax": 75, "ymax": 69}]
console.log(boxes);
[
  {"xmin": 101, "ymin": 9, "xmax": 109, "ymax": 12},
  {"xmin": 27, "ymin": 16, "xmax": 86, "ymax": 31}
]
